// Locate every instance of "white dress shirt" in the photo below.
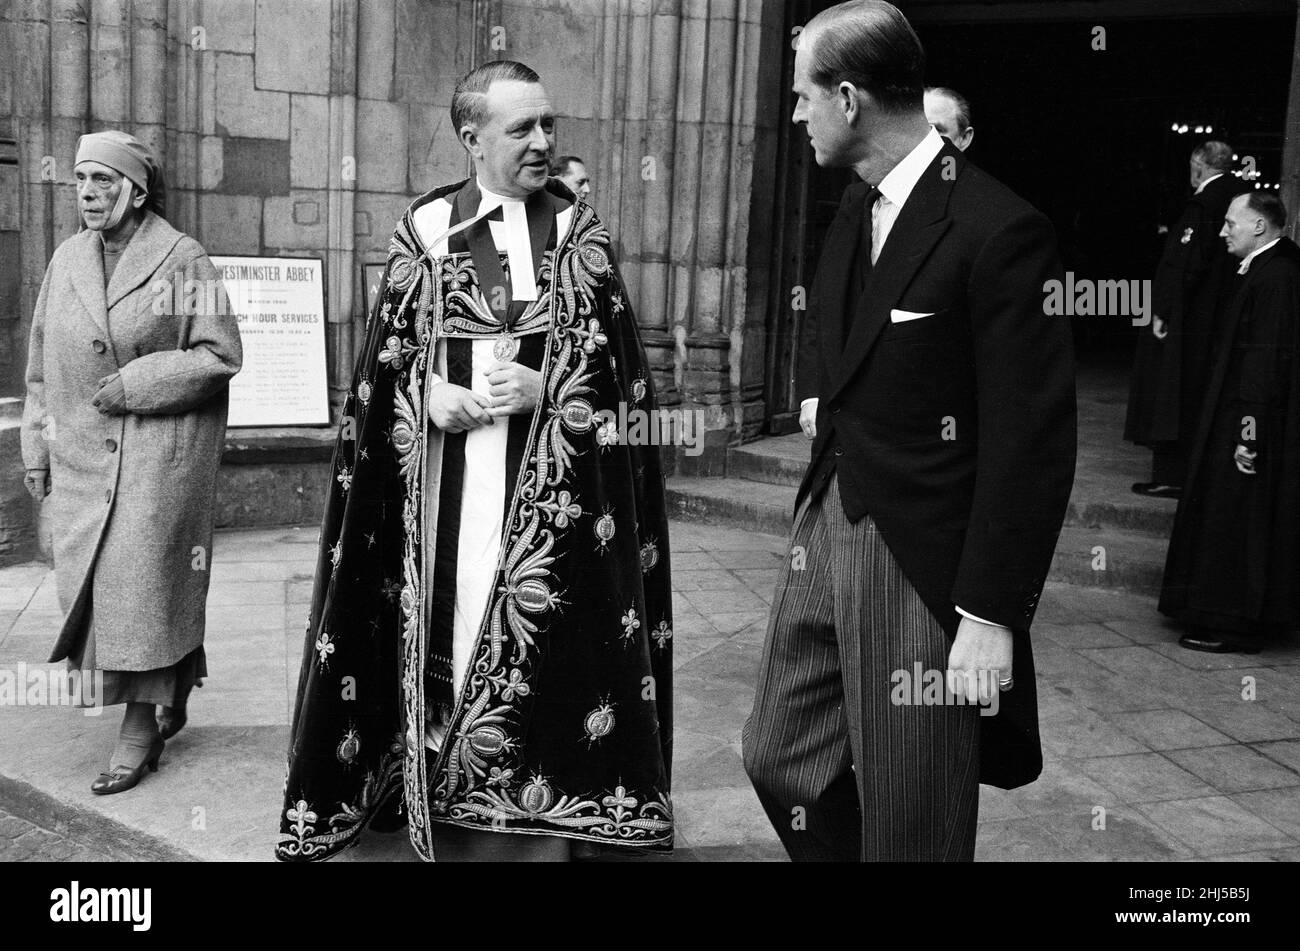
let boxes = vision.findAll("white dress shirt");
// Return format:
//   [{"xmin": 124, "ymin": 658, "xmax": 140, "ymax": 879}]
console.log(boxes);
[
  {"xmin": 870, "ymin": 126, "xmax": 946, "ymax": 264},
  {"xmin": 800, "ymin": 128, "xmax": 1003, "ymax": 629}
]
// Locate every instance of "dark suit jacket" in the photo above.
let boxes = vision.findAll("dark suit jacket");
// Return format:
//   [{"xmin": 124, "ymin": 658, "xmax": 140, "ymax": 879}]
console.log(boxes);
[{"xmin": 796, "ymin": 140, "xmax": 1078, "ymax": 789}]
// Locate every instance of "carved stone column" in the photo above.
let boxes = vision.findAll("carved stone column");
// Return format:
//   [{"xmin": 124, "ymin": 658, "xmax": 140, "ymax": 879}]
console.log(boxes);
[
  {"xmin": 579, "ymin": 0, "xmax": 783, "ymax": 469},
  {"xmin": 326, "ymin": 0, "xmax": 359, "ymax": 404}
]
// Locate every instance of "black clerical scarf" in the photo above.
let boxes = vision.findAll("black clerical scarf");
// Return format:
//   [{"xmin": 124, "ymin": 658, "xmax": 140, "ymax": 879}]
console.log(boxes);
[{"xmin": 456, "ymin": 178, "xmax": 557, "ymax": 334}]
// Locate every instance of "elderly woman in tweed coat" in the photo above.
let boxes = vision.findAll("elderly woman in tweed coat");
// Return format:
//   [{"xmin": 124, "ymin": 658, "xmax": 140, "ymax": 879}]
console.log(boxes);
[{"xmin": 21, "ymin": 131, "xmax": 242, "ymax": 795}]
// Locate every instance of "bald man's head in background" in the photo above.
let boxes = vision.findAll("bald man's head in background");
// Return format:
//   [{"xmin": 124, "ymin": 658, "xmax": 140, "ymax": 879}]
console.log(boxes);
[
  {"xmin": 924, "ymin": 86, "xmax": 973, "ymax": 151},
  {"xmin": 553, "ymin": 155, "xmax": 591, "ymax": 200}
]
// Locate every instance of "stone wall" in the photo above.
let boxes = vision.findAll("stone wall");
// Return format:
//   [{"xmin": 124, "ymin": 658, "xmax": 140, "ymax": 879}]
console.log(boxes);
[
  {"xmin": 0, "ymin": 399, "xmax": 37, "ymax": 565},
  {"xmin": 3, "ymin": 0, "xmax": 785, "ymax": 470}
]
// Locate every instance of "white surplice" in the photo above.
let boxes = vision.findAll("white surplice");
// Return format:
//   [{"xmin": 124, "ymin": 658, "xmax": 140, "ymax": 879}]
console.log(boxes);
[{"xmin": 412, "ymin": 181, "xmax": 574, "ymax": 749}]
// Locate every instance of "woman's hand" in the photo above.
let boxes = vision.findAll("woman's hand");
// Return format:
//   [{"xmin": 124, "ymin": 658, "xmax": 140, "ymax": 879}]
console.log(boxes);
[
  {"xmin": 24, "ymin": 468, "xmax": 50, "ymax": 501},
  {"xmin": 91, "ymin": 373, "xmax": 127, "ymax": 415}
]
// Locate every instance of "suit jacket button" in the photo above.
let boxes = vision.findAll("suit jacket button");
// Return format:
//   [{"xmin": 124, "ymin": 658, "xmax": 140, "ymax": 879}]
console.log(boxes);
[
  {"xmin": 92, "ymin": 339, "xmax": 107, "ymax": 354},
  {"xmin": 105, "ymin": 438, "xmax": 117, "ymax": 452},
  {"xmin": 834, "ymin": 447, "xmax": 845, "ymax": 457},
  {"xmin": 104, "ymin": 489, "xmax": 112, "ymax": 503}
]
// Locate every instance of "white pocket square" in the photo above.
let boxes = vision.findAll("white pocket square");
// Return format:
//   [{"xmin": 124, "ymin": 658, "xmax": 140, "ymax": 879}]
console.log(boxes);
[{"xmin": 889, "ymin": 309, "xmax": 935, "ymax": 323}]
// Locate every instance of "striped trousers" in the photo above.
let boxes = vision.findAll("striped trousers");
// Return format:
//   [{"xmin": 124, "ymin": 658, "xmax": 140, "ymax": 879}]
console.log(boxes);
[{"xmin": 742, "ymin": 475, "xmax": 980, "ymax": 861}]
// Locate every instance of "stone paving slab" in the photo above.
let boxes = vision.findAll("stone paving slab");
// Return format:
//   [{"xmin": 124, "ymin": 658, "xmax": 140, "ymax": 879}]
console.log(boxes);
[
  {"xmin": 1, "ymin": 521, "xmax": 1298, "ymax": 862},
  {"xmin": 0, "ymin": 806, "xmax": 116, "ymax": 862}
]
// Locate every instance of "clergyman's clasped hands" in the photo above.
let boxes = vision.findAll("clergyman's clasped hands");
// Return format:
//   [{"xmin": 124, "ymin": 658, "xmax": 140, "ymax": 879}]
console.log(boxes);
[{"xmin": 426, "ymin": 359, "xmax": 541, "ymax": 433}]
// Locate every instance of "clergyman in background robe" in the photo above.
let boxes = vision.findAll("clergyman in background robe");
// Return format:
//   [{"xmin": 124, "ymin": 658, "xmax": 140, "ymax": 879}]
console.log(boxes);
[
  {"xmin": 1160, "ymin": 191, "xmax": 1300, "ymax": 654},
  {"xmin": 1125, "ymin": 141, "xmax": 1239, "ymax": 497},
  {"xmin": 276, "ymin": 61, "xmax": 674, "ymax": 861}
]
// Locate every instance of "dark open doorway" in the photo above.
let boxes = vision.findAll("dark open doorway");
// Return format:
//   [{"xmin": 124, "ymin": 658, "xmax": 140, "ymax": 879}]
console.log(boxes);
[{"xmin": 762, "ymin": 0, "xmax": 1297, "ymax": 435}]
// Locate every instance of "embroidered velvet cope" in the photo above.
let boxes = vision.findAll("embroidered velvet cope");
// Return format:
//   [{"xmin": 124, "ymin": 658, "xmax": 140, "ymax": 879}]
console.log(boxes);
[{"xmin": 276, "ymin": 180, "xmax": 674, "ymax": 860}]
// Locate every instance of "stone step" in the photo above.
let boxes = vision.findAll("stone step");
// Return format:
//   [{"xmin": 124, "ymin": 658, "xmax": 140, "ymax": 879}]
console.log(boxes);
[
  {"xmin": 1049, "ymin": 525, "xmax": 1169, "ymax": 595},
  {"xmin": 727, "ymin": 438, "xmax": 1177, "ymax": 536},
  {"xmin": 665, "ymin": 476, "xmax": 1170, "ymax": 596},
  {"xmin": 726, "ymin": 439, "xmax": 807, "ymax": 488},
  {"xmin": 666, "ymin": 476, "xmax": 794, "ymax": 537},
  {"xmin": 1065, "ymin": 497, "xmax": 1175, "ymax": 536},
  {"xmin": 215, "ymin": 427, "xmax": 335, "ymax": 529}
]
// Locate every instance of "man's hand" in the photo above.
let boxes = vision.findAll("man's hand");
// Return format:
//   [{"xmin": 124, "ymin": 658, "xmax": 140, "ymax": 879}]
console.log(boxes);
[
  {"xmin": 428, "ymin": 382, "xmax": 494, "ymax": 433},
  {"xmin": 24, "ymin": 468, "xmax": 50, "ymax": 502},
  {"xmin": 486, "ymin": 361, "xmax": 542, "ymax": 417},
  {"xmin": 947, "ymin": 615, "xmax": 1014, "ymax": 706},
  {"xmin": 1234, "ymin": 443, "xmax": 1257, "ymax": 475},
  {"xmin": 91, "ymin": 372, "xmax": 127, "ymax": 415},
  {"xmin": 1152, "ymin": 315, "xmax": 1168, "ymax": 340},
  {"xmin": 799, "ymin": 398, "xmax": 818, "ymax": 439}
]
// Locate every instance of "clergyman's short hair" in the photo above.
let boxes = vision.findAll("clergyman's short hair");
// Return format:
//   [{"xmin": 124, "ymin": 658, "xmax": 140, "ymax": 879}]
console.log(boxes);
[
  {"xmin": 450, "ymin": 60, "xmax": 541, "ymax": 136},
  {"xmin": 925, "ymin": 85, "xmax": 972, "ymax": 133},
  {"xmin": 1192, "ymin": 140, "xmax": 1234, "ymax": 174},
  {"xmin": 552, "ymin": 155, "xmax": 584, "ymax": 176},
  {"xmin": 804, "ymin": 1, "xmax": 926, "ymax": 114},
  {"xmin": 1240, "ymin": 191, "xmax": 1288, "ymax": 231}
]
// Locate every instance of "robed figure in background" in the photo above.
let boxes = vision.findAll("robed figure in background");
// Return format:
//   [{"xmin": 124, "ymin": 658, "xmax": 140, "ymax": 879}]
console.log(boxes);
[
  {"xmin": 1125, "ymin": 142, "xmax": 1239, "ymax": 496},
  {"xmin": 276, "ymin": 62, "xmax": 673, "ymax": 861},
  {"xmin": 1160, "ymin": 192, "xmax": 1300, "ymax": 653}
]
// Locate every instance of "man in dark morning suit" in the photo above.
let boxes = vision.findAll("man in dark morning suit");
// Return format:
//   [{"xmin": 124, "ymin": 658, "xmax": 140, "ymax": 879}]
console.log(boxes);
[{"xmin": 742, "ymin": 0, "xmax": 1077, "ymax": 861}]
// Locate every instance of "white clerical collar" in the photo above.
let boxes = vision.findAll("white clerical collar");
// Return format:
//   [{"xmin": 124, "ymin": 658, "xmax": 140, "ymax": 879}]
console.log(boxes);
[
  {"xmin": 477, "ymin": 179, "xmax": 526, "ymax": 208},
  {"xmin": 1195, "ymin": 172, "xmax": 1224, "ymax": 194},
  {"xmin": 1238, "ymin": 236, "xmax": 1281, "ymax": 275},
  {"xmin": 875, "ymin": 126, "xmax": 946, "ymax": 209}
]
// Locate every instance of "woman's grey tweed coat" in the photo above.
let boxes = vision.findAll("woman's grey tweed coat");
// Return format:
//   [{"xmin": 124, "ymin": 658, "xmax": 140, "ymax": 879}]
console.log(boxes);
[{"xmin": 21, "ymin": 211, "xmax": 242, "ymax": 671}]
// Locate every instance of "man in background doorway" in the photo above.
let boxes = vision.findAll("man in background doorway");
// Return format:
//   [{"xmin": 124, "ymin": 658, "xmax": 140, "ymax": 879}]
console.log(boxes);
[
  {"xmin": 553, "ymin": 155, "xmax": 591, "ymax": 200},
  {"xmin": 1125, "ymin": 141, "xmax": 1239, "ymax": 497},
  {"xmin": 924, "ymin": 86, "xmax": 973, "ymax": 151}
]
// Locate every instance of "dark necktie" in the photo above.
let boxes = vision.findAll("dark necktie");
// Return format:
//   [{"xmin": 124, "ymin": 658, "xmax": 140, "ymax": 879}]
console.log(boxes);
[
  {"xmin": 855, "ymin": 186, "xmax": 881, "ymax": 295},
  {"xmin": 844, "ymin": 187, "xmax": 881, "ymax": 348}
]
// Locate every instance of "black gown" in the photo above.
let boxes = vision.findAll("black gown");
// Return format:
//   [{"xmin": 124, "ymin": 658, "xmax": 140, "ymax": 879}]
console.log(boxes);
[
  {"xmin": 1125, "ymin": 174, "xmax": 1238, "ymax": 452},
  {"xmin": 1159, "ymin": 237, "xmax": 1300, "ymax": 637}
]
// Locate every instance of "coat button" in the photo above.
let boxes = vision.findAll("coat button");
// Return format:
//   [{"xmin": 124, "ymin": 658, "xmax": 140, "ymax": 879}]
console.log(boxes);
[
  {"xmin": 104, "ymin": 489, "xmax": 112, "ymax": 503},
  {"xmin": 834, "ymin": 447, "xmax": 845, "ymax": 457},
  {"xmin": 92, "ymin": 339, "xmax": 106, "ymax": 354},
  {"xmin": 105, "ymin": 438, "xmax": 117, "ymax": 452}
]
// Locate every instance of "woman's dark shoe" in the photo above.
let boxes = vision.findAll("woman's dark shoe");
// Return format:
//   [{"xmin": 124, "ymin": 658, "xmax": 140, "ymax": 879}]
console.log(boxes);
[
  {"xmin": 158, "ymin": 681, "xmax": 197, "ymax": 740},
  {"xmin": 91, "ymin": 736, "xmax": 164, "ymax": 796},
  {"xmin": 157, "ymin": 706, "xmax": 186, "ymax": 741}
]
